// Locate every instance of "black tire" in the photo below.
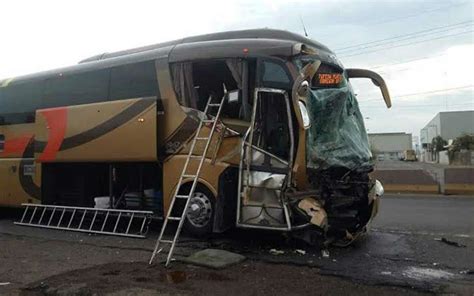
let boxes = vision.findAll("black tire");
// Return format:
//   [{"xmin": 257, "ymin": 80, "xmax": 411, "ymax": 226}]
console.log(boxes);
[{"xmin": 182, "ymin": 185, "xmax": 215, "ymax": 237}]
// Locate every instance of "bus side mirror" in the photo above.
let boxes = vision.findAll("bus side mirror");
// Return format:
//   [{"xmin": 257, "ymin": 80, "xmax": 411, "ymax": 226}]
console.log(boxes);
[{"xmin": 346, "ymin": 68, "xmax": 392, "ymax": 108}]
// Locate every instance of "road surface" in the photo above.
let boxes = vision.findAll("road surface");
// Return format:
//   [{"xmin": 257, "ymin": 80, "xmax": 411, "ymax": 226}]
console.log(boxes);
[{"xmin": 0, "ymin": 194, "xmax": 473, "ymax": 295}]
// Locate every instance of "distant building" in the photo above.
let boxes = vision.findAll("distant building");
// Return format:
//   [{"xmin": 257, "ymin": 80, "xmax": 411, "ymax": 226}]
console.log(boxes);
[
  {"xmin": 420, "ymin": 111, "xmax": 474, "ymax": 162},
  {"xmin": 368, "ymin": 132, "xmax": 412, "ymax": 161}
]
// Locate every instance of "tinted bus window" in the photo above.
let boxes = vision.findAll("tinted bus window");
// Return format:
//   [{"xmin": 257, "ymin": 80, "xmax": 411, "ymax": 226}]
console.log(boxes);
[
  {"xmin": 43, "ymin": 69, "xmax": 109, "ymax": 109},
  {"xmin": 109, "ymin": 61, "xmax": 157, "ymax": 100},
  {"xmin": 261, "ymin": 61, "xmax": 290, "ymax": 86},
  {"xmin": 0, "ymin": 80, "xmax": 44, "ymax": 124}
]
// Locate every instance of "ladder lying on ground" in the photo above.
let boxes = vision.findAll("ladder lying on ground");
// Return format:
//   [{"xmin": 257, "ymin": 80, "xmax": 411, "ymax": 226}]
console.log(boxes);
[
  {"xmin": 149, "ymin": 92, "xmax": 226, "ymax": 266},
  {"xmin": 15, "ymin": 203, "xmax": 153, "ymax": 238}
]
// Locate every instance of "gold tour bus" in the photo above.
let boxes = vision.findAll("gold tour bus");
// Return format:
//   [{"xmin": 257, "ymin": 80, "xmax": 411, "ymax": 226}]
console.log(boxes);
[{"xmin": 0, "ymin": 29, "xmax": 390, "ymax": 247}]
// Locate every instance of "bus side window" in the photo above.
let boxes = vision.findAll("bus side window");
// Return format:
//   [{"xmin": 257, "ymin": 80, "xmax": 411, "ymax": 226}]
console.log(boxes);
[
  {"xmin": 43, "ymin": 70, "xmax": 109, "ymax": 109},
  {"xmin": 109, "ymin": 61, "xmax": 158, "ymax": 101},
  {"xmin": 171, "ymin": 60, "xmax": 242, "ymax": 118},
  {"xmin": 259, "ymin": 60, "xmax": 291, "ymax": 90},
  {"xmin": 0, "ymin": 134, "xmax": 4, "ymax": 152}
]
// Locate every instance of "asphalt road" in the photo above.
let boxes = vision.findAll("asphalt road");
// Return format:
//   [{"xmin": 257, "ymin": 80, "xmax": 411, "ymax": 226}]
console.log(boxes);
[
  {"xmin": 1, "ymin": 194, "xmax": 473, "ymax": 295},
  {"xmin": 374, "ymin": 194, "xmax": 474, "ymax": 237}
]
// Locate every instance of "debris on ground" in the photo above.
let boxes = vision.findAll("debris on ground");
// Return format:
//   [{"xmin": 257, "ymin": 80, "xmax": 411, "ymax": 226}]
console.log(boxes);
[
  {"xmin": 321, "ymin": 249, "xmax": 330, "ymax": 258},
  {"xmin": 182, "ymin": 249, "xmax": 246, "ymax": 269},
  {"xmin": 434, "ymin": 237, "xmax": 466, "ymax": 248},
  {"xmin": 294, "ymin": 249, "xmax": 306, "ymax": 255},
  {"xmin": 459, "ymin": 270, "xmax": 474, "ymax": 275},
  {"xmin": 269, "ymin": 249, "xmax": 285, "ymax": 255}
]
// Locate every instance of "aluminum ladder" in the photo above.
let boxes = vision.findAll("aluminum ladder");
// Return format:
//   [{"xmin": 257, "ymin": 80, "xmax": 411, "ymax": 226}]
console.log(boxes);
[
  {"xmin": 15, "ymin": 203, "xmax": 154, "ymax": 238},
  {"xmin": 149, "ymin": 92, "xmax": 226, "ymax": 266}
]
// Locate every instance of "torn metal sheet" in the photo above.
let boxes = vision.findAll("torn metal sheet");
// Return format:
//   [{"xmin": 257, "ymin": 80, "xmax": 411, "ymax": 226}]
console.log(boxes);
[
  {"xmin": 297, "ymin": 197, "xmax": 328, "ymax": 229},
  {"xmin": 243, "ymin": 171, "xmax": 286, "ymax": 190}
]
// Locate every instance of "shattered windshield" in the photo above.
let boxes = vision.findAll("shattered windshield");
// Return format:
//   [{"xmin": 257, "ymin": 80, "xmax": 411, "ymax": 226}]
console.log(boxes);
[{"xmin": 295, "ymin": 57, "xmax": 373, "ymax": 172}]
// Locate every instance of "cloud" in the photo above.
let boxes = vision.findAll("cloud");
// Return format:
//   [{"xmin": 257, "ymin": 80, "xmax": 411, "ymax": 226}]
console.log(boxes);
[{"xmin": 0, "ymin": 0, "xmax": 471, "ymax": 139}]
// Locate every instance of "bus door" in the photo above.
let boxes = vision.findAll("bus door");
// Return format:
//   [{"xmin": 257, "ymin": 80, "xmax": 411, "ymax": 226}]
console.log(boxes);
[{"xmin": 236, "ymin": 86, "xmax": 294, "ymax": 230}]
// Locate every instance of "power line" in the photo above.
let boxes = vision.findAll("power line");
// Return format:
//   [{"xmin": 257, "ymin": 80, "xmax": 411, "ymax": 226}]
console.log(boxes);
[
  {"xmin": 358, "ymin": 85, "xmax": 474, "ymax": 103},
  {"xmin": 361, "ymin": 102, "xmax": 473, "ymax": 109},
  {"xmin": 339, "ymin": 29, "xmax": 473, "ymax": 58},
  {"xmin": 325, "ymin": 2, "xmax": 470, "ymax": 42},
  {"xmin": 369, "ymin": 53, "xmax": 446, "ymax": 70},
  {"xmin": 364, "ymin": 2, "xmax": 470, "ymax": 26},
  {"xmin": 335, "ymin": 20, "xmax": 473, "ymax": 52}
]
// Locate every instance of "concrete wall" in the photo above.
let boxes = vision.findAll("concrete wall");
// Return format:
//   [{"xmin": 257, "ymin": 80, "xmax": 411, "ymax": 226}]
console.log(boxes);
[
  {"xmin": 373, "ymin": 169, "xmax": 439, "ymax": 194},
  {"xmin": 444, "ymin": 168, "xmax": 474, "ymax": 195},
  {"xmin": 439, "ymin": 151, "xmax": 449, "ymax": 165}
]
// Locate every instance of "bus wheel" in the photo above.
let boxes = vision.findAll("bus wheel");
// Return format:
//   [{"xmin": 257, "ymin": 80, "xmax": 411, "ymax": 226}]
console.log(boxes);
[{"xmin": 184, "ymin": 187, "xmax": 215, "ymax": 237}]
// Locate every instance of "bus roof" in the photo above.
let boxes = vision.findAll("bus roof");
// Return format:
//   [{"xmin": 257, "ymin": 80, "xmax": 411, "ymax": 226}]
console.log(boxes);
[
  {"xmin": 80, "ymin": 28, "xmax": 332, "ymax": 62},
  {"xmin": 1, "ymin": 29, "xmax": 333, "ymax": 86}
]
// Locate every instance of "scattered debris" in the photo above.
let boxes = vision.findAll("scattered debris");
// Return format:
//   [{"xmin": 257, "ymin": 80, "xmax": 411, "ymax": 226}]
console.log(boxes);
[
  {"xmin": 294, "ymin": 249, "xmax": 306, "ymax": 255},
  {"xmin": 182, "ymin": 249, "xmax": 245, "ymax": 269},
  {"xmin": 0, "ymin": 282, "xmax": 11, "ymax": 286},
  {"xmin": 269, "ymin": 249, "xmax": 285, "ymax": 256},
  {"xmin": 460, "ymin": 270, "xmax": 474, "ymax": 275},
  {"xmin": 321, "ymin": 249, "xmax": 330, "ymax": 258},
  {"xmin": 434, "ymin": 237, "xmax": 466, "ymax": 248},
  {"xmin": 402, "ymin": 267, "xmax": 455, "ymax": 280}
]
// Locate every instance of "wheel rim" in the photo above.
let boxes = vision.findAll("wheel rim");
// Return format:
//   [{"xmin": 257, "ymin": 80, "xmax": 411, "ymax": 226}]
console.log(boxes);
[{"xmin": 186, "ymin": 192, "xmax": 212, "ymax": 228}]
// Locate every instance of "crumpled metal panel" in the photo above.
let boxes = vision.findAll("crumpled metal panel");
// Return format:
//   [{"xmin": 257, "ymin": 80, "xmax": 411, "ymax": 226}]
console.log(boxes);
[{"xmin": 243, "ymin": 171, "xmax": 286, "ymax": 190}]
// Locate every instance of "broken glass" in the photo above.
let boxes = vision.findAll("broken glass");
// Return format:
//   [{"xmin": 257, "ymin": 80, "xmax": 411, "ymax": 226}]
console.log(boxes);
[{"xmin": 306, "ymin": 84, "xmax": 372, "ymax": 171}]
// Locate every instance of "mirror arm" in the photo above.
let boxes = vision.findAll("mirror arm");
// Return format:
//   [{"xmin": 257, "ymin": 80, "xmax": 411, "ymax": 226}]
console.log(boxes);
[{"xmin": 346, "ymin": 68, "xmax": 392, "ymax": 108}]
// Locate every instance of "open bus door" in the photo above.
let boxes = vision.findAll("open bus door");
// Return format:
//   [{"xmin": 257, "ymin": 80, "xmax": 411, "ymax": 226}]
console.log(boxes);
[{"xmin": 236, "ymin": 86, "xmax": 295, "ymax": 230}]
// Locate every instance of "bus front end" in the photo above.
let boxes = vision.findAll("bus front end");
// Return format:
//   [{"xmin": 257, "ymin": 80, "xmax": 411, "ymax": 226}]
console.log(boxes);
[{"xmin": 289, "ymin": 50, "xmax": 391, "ymax": 246}]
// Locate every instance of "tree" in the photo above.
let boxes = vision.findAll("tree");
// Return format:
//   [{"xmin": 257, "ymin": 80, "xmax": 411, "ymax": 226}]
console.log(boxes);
[
  {"xmin": 430, "ymin": 136, "xmax": 447, "ymax": 162},
  {"xmin": 451, "ymin": 134, "xmax": 474, "ymax": 152},
  {"xmin": 431, "ymin": 136, "xmax": 447, "ymax": 152}
]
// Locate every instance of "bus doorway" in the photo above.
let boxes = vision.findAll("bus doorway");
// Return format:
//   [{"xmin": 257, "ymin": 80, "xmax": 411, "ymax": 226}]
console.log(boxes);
[{"xmin": 237, "ymin": 88, "xmax": 294, "ymax": 230}]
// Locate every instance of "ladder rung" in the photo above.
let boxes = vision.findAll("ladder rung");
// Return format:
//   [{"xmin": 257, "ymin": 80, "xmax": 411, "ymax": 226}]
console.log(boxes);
[
  {"xmin": 149, "ymin": 92, "xmax": 227, "ymax": 267},
  {"xmin": 175, "ymin": 195, "xmax": 190, "ymax": 199},
  {"xmin": 182, "ymin": 174, "xmax": 196, "ymax": 178},
  {"xmin": 160, "ymin": 239, "xmax": 174, "ymax": 244}
]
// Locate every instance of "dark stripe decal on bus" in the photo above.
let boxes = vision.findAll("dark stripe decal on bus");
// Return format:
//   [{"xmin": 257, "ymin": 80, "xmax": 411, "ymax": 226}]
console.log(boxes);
[
  {"xmin": 20, "ymin": 139, "xmax": 41, "ymax": 200},
  {"xmin": 35, "ymin": 99, "xmax": 155, "ymax": 153},
  {"xmin": 60, "ymin": 99, "xmax": 154, "ymax": 150}
]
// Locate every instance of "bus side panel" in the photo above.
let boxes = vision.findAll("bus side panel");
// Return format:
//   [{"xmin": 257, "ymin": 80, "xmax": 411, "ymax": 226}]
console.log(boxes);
[
  {"xmin": 0, "ymin": 158, "xmax": 41, "ymax": 206},
  {"xmin": 0, "ymin": 123, "xmax": 41, "ymax": 206},
  {"xmin": 35, "ymin": 98, "xmax": 157, "ymax": 163},
  {"xmin": 162, "ymin": 156, "xmax": 228, "ymax": 214}
]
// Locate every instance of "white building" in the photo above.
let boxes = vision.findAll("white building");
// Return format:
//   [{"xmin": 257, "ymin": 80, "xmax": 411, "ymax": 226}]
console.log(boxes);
[
  {"xmin": 368, "ymin": 132, "xmax": 412, "ymax": 161},
  {"xmin": 420, "ymin": 111, "xmax": 474, "ymax": 145},
  {"xmin": 420, "ymin": 111, "xmax": 474, "ymax": 162}
]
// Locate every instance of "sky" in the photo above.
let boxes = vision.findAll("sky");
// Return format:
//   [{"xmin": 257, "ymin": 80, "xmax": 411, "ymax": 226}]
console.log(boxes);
[{"xmin": 0, "ymin": 0, "xmax": 473, "ymax": 143}]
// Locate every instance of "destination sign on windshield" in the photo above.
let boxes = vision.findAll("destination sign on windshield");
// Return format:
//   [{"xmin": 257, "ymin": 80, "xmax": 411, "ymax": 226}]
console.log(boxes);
[
  {"xmin": 318, "ymin": 73, "xmax": 342, "ymax": 85},
  {"xmin": 313, "ymin": 73, "xmax": 343, "ymax": 88}
]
